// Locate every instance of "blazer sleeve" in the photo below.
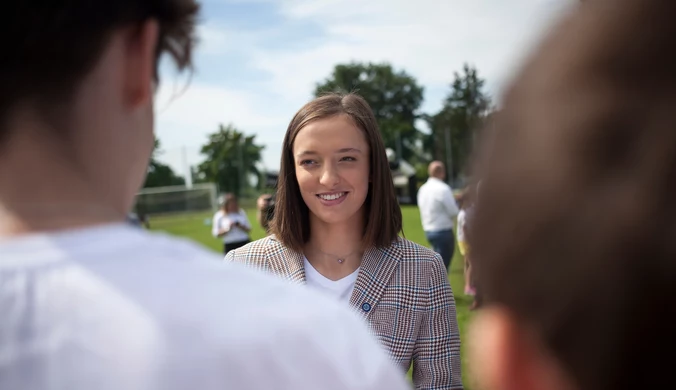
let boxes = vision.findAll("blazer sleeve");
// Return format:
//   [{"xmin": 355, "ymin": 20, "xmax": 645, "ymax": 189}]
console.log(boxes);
[
  {"xmin": 224, "ymin": 250, "xmax": 235, "ymax": 262},
  {"xmin": 412, "ymin": 253, "xmax": 464, "ymax": 389},
  {"xmin": 223, "ymin": 241, "xmax": 256, "ymax": 264}
]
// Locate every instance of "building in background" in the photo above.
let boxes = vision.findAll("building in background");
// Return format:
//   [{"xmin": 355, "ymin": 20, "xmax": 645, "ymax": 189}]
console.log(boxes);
[{"xmin": 387, "ymin": 149, "xmax": 418, "ymax": 205}]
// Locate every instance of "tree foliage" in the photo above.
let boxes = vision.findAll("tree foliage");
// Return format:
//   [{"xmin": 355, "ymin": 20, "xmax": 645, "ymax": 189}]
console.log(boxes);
[
  {"xmin": 197, "ymin": 124, "xmax": 264, "ymax": 197},
  {"xmin": 144, "ymin": 138, "xmax": 186, "ymax": 188},
  {"xmin": 315, "ymin": 62, "xmax": 424, "ymax": 163},
  {"xmin": 426, "ymin": 64, "xmax": 491, "ymax": 181}
]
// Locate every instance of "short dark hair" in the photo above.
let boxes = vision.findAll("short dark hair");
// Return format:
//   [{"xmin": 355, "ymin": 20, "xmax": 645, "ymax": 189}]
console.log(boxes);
[
  {"xmin": 1, "ymin": 0, "xmax": 200, "ymax": 144},
  {"xmin": 469, "ymin": 1, "xmax": 676, "ymax": 390},
  {"xmin": 271, "ymin": 93, "xmax": 402, "ymax": 252}
]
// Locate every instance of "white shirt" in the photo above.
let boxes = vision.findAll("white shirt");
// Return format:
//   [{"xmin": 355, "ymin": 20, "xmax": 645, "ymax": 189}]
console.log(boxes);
[
  {"xmin": 457, "ymin": 209, "xmax": 467, "ymax": 242},
  {"xmin": 0, "ymin": 224, "xmax": 409, "ymax": 390},
  {"xmin": 212, "ymin": 209, "xmax": 251, "ymax": 244},
  {"xmin": 304, "ymin": 257, "xmax": 359, "ymax": 303},
  {"xmin": 417, "ymin": 177, "xmax": 459, "ymax": 231}
]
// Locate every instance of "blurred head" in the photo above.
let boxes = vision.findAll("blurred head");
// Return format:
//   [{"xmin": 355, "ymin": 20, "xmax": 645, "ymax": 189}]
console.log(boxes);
[
  {"xmin": 428, "ymin": 161, "xmax": 446, "ymax": 180},
  {"xmin": 0, "ymin": 1, "xmax": 199, "ymax": 214},
  {"xmin": 459, "ymin": 186, "xmax": 475, "ymax": 210},
  {"xmin": 222, "ymin": 193, "xmax": 239, "ymax": 213},
  {"xmin": 271, "ymin": 93, "xmax": 402, "ymax": 251},
  {"xmin": 468, "ymin": 1, "xmax": 676, "ymax": 390}
]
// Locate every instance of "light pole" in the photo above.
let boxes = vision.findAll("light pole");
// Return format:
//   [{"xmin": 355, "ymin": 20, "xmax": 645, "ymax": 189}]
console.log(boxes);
[{"xmin": 445, "ymin": 126, "xmax": 453, "ymax": 186}]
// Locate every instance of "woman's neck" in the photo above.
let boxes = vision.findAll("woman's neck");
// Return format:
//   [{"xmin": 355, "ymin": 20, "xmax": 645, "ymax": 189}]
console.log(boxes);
[{"xmin": 304, "ymin": 212, "xmax": 364, "ymax": 280}]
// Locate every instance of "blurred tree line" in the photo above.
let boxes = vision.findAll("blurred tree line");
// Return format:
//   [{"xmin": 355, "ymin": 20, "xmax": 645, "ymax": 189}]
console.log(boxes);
[{"xmin": 145, "ymin": 62, "xmax": 492, "ymax": 194}]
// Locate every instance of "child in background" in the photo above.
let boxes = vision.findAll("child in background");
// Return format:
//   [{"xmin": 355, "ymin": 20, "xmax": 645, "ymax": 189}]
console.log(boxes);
[{"xmin": 457, "ymin": 188, "xmax": 476, "ymax": 298}]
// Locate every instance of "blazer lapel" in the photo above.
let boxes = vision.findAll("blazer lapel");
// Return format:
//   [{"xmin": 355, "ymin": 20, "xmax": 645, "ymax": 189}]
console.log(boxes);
[
  {"xmin": 266, "ymin": 236, "xmax": 306, "ymax": 284},
  {"xmin": 349, "ymin": 240, "xmax": 403, "ymax": 320}
]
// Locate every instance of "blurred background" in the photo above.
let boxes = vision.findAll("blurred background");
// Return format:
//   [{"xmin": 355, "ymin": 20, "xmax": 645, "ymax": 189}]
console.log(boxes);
[
  {"xmin": 144, "ymin": 0, "xmax": 574, "ymax": 210},
  {"xmin": 138, "ymin": 2, "xmax": 576, "ymax": 386}
]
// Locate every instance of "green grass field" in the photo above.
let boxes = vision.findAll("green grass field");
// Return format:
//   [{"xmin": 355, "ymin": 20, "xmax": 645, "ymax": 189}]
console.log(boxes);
[{"xmin": 150, "ymin": 205, "xmax": 474, "ymax": 388}]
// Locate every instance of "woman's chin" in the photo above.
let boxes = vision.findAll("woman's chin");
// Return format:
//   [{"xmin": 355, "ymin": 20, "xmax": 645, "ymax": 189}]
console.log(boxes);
[{"xmin": 310, "ymin": 208, "xmax": 363, "ymax": 227}]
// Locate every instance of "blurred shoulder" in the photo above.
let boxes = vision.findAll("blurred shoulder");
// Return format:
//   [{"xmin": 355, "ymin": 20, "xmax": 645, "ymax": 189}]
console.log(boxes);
[{"xmin": 218, "ymin": 283, "xmax": 409, "ymax": 390}]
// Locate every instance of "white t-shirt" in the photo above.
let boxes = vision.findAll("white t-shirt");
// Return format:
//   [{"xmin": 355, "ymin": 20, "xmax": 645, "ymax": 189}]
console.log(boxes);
[
  {"xmin": 0, "ymin": 224, "xmax": 409, "ymax": 390},
  {"xmin": 417, "ymin": 177, "xmax": 459, "ymax": 232},
  {"xmin": 457, "ymin": 209, "xmax": 467, "ymax": 242},
  {"xmin": 303, "ymin": 257, "xmax": 359, "ymax": 303},
  {"xmin": 212, "ymin": 209, "xmax": 251, "ymax": 244}
]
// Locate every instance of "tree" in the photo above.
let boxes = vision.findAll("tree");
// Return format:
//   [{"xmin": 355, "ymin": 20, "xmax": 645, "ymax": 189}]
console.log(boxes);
[
  {"xmin": 144, "ymin": 138, "xmax": 186, "ymax": 188},
  {"xmin": 314, "ymin": 62, "xmax": 424, "ymax": 163},
  {"xmin": 197, "ymin": 124, "xmax": 264, "ymax": 197},
  {"xmin": 426, "ymin": 64, "xmax": 491, "ymax": 182}
]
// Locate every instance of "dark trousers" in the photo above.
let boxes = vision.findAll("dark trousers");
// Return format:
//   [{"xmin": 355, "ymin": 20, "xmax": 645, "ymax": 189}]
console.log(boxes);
[
  {"xmin": 425, "ymin": 229, "xmax": 455, "ymax": 270},
  {"xmin": 224, "ymin": 239, "xmax": 250, "ymax": 255}
]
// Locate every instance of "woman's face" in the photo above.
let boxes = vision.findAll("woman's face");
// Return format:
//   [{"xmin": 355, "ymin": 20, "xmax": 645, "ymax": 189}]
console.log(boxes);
[
  {"xmin": 292, "ymin": 115, "xmax": 370, "ymax": 227},
  {"xmin": 225, "ymin": 199, "xmax": 238, "ymax": 213}
]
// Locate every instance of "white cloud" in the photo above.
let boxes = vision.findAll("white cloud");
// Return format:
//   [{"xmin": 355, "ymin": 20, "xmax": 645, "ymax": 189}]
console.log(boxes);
[
  {"xmin": 155, "ymin": 0, "xmax": 576, "ymax": 175},
  {"xmin": 156, "ymin": 83, "xmax": 286, "ymax": 132},
  {"xmin": 154, "ymin": 82, "xmax": 289, "ymax": 174},
  {"xmin": 252, "ymin": 0, "xmax": 575, "ymax": 109}
]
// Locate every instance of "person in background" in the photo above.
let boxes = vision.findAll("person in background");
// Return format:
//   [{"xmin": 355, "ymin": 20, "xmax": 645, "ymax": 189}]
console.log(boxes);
[
  {"xmin": 126, "ymin": 212, "xmax": 143, "ymax": 228},
  {"xmin": 227, "ymin": 93, "xmax": 463, "ymax": 390},
  {"xmin": 468, "ymin": 1, "xmax": 675, "ymax": 390},
  {"xmin": 256, "ymin": 193, "xmax": 275, "ymax": 232},
  {"xmin": 212, "ymin": 193, "xmax": 251, "ymax": 254},
  {"xmin": 456, "ymin": 188, "xmax": 475, "ymax": 298},
  {"xmin": 0, "ymin": 2, "xmax": 411, "ymax": 390},
  {"xmin": 417, "ymin": 161, "xmax": 459, "ymax": 269}
]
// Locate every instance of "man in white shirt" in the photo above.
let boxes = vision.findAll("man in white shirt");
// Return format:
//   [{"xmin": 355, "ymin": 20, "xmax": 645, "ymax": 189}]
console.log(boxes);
[
  {"xmin": 0, "ymin": 2, "xmax": 410, "ymax": 390},
  {"xmin": 417, "ymin": 161, "xmax": 460, "ymax": 269}
]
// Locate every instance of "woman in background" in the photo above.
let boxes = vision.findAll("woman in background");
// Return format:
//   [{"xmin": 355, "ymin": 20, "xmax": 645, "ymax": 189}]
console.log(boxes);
[
  {"xmin": 212, "ymin": 193, "xmax": 251, "ymax": 254},
  {"xmin": 456, "ymin": 188, "xmax": 475, "ymax": 297},
  {"xmin": 226, "ymin": 93, "xmax": 463, "ymax": 389}
]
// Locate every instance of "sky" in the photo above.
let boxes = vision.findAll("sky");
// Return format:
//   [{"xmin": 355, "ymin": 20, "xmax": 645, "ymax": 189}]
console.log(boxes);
[{"xmin": 154, "ymin": 0, "xmax": 576, "ymax": 178}]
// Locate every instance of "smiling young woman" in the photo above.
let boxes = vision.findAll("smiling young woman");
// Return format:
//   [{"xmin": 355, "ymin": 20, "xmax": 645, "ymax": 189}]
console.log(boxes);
[{"xmin": 226, "ymin": 93, "xmax": 464, "ymax": 390}]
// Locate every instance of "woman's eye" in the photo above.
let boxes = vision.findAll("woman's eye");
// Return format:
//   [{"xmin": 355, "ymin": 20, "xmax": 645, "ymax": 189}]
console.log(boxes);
[
  {"xmin": 341, "ymin": 156, "xmax": 356, "ymax": 162},
  {"xmin": 300, "ymin": 160, "xmax": 316, "ymax": 166}
]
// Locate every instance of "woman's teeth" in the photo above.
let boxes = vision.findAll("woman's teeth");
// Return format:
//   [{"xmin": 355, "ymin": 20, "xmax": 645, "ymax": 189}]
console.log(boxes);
[{"xmin": 318, "ymin": 192, "xmax": 345, "ymax": 201}]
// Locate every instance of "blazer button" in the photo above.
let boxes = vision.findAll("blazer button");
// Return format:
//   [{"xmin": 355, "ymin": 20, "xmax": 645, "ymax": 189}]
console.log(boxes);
[{"xmin": 361, "ymin": 302, "xmax": 371, "ymax": 312}]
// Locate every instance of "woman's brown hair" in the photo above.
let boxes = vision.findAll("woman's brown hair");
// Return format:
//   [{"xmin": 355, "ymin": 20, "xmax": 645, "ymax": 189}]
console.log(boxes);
[
  {"xmin": 469, "ymin": 1, "xmax": 676, "ymax": 389},
  {"xmin": 222, "ymin": 193, "xmax": 238, "ymax": 213},
  {"xmin": 270, "ymin": 93, "xmax": 402, "ymax": 252}
]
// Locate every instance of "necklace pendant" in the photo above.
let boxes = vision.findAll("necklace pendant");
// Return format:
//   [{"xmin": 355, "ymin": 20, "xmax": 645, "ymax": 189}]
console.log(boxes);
[{"xmin": 337, "ymin": 258, "xmax": 344, "ymax": 264}]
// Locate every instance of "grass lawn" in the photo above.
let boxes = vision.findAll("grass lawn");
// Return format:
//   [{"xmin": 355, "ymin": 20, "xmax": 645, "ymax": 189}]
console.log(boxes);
[{"xmin": 150, "ymin": 205, "xmax": 474, "ymax": 388}]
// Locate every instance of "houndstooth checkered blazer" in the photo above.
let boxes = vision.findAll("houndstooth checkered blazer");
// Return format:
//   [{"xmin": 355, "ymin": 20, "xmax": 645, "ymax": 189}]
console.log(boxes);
[{"xmin": 225, "ymin": 235, "xmax": 463, "ymax": 390}]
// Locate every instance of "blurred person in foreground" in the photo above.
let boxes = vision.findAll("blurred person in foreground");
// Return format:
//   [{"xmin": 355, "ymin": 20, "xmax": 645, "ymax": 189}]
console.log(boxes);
[
  {"xmin": 417, "ymin": 161, "xmax": 459, "ymax": 270},
  {"xmin": 227, "ymin": 93, "xmax": 463, "ymax": 390},
  {"xmin": 467, "ymin": 1, "xmax": 676, "ymax": 390},
  {"xmin": 0, "ymin": 2, "xmax": 410, "ymax": 390}
]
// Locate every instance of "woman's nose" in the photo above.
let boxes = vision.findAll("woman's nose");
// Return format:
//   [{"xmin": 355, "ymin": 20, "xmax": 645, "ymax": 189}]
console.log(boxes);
[{"xmin": 319, "ymin": 165, "xmax": 340, "ymax": 188}]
